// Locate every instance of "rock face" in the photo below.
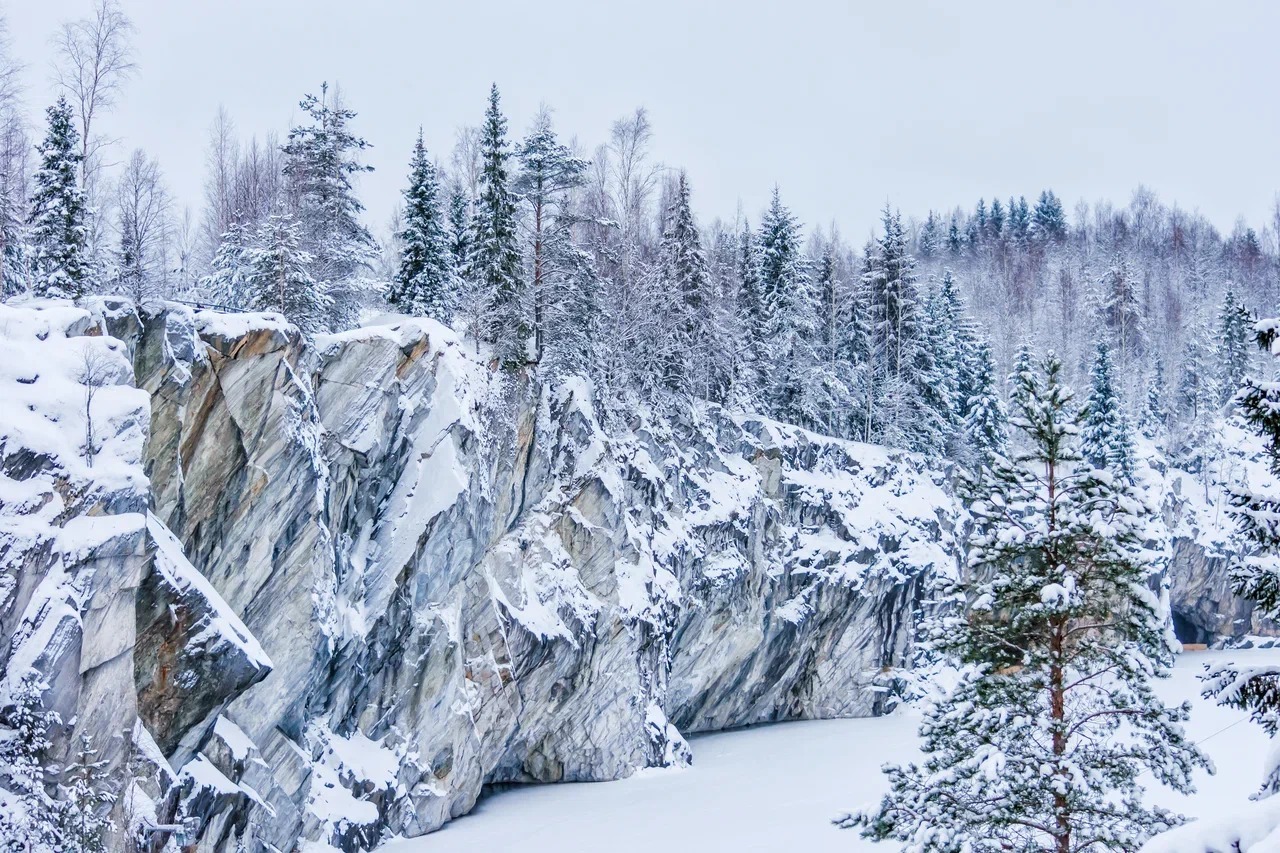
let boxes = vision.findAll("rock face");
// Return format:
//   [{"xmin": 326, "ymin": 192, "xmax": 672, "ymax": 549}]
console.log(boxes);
[{"xmin": 105, "ymin": 304, "xmax": 953, "ymax": 851}]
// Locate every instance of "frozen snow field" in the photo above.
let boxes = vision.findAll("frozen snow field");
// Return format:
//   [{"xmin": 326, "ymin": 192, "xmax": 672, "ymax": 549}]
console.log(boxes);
[{"xmin": 381, "ymin": 649, "xmax": 1275, "ymax": 852}]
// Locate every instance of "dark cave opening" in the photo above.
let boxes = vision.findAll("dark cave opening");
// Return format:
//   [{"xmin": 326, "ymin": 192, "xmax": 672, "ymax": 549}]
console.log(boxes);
[{"xmin": 1172, "ymin": 610, "xmax": 1213, "ymax": 646}]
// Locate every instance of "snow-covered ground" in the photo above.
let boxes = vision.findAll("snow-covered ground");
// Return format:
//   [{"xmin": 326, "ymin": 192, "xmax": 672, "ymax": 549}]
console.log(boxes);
[{"xmin": 381, "ymin": 649, "xmax": 1275, "ymax": 852}]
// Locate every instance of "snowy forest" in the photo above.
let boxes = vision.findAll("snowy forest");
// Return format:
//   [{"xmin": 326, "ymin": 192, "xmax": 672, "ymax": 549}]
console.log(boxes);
[{"xmin": 6, "ymin": 2, "xmax": 1280, "ymax": 853}]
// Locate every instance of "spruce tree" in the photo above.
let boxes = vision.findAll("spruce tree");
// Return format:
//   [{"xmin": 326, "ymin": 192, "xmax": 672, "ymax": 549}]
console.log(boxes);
[
  {"xmin": 657, "ymin": 171, "xmax": 712, "ymax": 395},
  {"xmin": 1216, "ymin": 288, "xmax": 1254, "ymax": 406},
  {"xmin": 961, "ymin": 337, "xmax": 1007, "ymax": 465},
  {"xmin": 201, "ymin": 221, "xmax": 250, "ymax": 308},
  {"xmin": 841, "ymin": 353, "xmax": 1209, "ymax": 852},
  {"xmin": 241, "ymin": 212, "xmax": 330, "ymax": 335},
  {"xmin": 446, "ymin": 186, "xmax": 471, "ymax": 271},
  {"xmin": 1081, "ymin": 341, "xmax": 1136, "ymax": 480},
  {"xmin": 281, "ymin": 83, "xmax": 378, "ymax": 331},
  {"xmin": 1032, "ymin": 189, "xmax": 1067, "ymax": 241},
  {"xmin": 466, "ymin": 85, "xmax": 525, "ymax": 367},
  {"xmin": 387, "ymin": 131, "xmax": 455, "ymax": 321},
  {"xmin": 756, "ymin": 188, "xmax": 813, "ymax": 421},
  {"xmin": 29, "ymin": 97, "xmax": 90, "ymax": 299},
  {"xmin": 918, "ymin": 211, "xmax": 941, "ymax": 257}
]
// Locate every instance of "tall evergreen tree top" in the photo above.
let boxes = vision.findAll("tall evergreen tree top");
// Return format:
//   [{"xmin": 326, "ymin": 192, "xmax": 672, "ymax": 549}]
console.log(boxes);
[
  {"xmin": 388, "ymin": 130, "xmax": 454, "ymax": 320},
  {"xmin": 1081, "ymin": 340, "xmax": 1136, "ymax": 479},
  {"xmin": 29, "ymin": 96, "xmax": 90, "ymax": 299}
]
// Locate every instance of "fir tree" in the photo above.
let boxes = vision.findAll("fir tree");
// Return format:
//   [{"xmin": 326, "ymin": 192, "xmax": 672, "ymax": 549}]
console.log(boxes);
[
  {"xmin": 1217, "ymin": 287, "xmax": 1255, "ymax": 406},
  {"xmin": 988, "ymin": 197, "xmax": 1005, "ymax": 237},
  {"xmin": 241, "ymin": 212, "xmax": 330, "ymax": 335},
  {"xmin": 466, "ymin": 84, "xmax": 525, "ymax": 367},
  {"xmin": 28, "ymin": 97, "xmax": 90, "ymax": 299},
  {"xmin": 1081, "ymin": 341, "xmax": 1136, "ymax": 480},
  {"xmin": 387, "ymin": 130, "xmax": 454, "ymax": 321},
  {"xmin": 281, "ymin": 82, "xmax": 379, "ymax": 331},
  {"xmin": 946, "ymin": 218, "xmax": 964, "ymax": 256},
  {"xmin": 841, "ymin": 353, "xmax": 1209, "ymax": 852},
  {"xmin": 1176, "ymin": 321, "xmax": 1219, "ymax": 474}
]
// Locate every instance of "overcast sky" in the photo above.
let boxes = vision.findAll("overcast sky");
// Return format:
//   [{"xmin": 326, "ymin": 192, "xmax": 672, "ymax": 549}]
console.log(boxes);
[{"xmin": 6, "ymin": 0, "xmax": 1279, "ymax": 244}]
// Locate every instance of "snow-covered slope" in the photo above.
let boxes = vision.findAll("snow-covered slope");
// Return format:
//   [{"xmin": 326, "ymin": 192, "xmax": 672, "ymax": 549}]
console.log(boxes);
[{"xmin": 380, "ymin": 649, "xmax": 1274, "ymax": 853}]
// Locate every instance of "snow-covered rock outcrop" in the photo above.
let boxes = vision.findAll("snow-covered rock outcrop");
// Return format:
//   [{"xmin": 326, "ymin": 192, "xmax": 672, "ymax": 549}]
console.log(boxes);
[
  {"xmin": 0, "ymin": 300, "xmax": 271, "ymax": 846},
  {"xmin": 73, "ymin": 301, "xmax": 950, "ymax": 851}
]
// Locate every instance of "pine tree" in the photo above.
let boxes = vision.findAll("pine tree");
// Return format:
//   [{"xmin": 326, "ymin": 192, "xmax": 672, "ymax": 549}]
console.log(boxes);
[
  {"xmin": 241, "ymin": 212, "xmax": 330, "ymax": 335},
  {"xmin": 1008, "ymin": 343, "xmax": 1036, "ymax": 417},
  {"xmin": 387, "ymin": 131, "xmax": 455, "ymax": 321},
  {"xmin": 57, "ymin": 735, "xmax": 116, "ymax": 852},
  {"xmin": 28, "ymin": 97, "xmax": 90, "ymax": 299},
  {"xmin": 281, "ymin": 82, "xmax": 379, "ymax": 331},
  {"xmin": 465, "ymin": 85, "xmax": 525, "ymax": 367},
  {"xmin": 515, "ymin": 109, "xmax": 589, "ymax": 361},
  {"xmin": 1081, "ymin": 341, "xmax": 1136, "ymax": 480},
  {"xmin": 657, "ymin": 171, "xmax": 712, "ymax": 395},
  {"xmin": 0, "ymin": 670, "xmax": 61, "ymax": 849},
  {"xmin": 1217, "ymin": 287, "xmax": 1254, "ymax": 406},
  {"xmin": 841, "ymin": 353, "xmax": 1209, "ymax": 852},
  {"xmin": 946, "ymin": 218, "xmax": 964, "ymax": 256}
]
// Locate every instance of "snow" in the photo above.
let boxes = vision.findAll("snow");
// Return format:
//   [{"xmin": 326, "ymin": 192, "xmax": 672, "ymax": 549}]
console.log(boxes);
[{"xmin": 380, "ymin": 650, "xmax": 1274, "ymax": 852}]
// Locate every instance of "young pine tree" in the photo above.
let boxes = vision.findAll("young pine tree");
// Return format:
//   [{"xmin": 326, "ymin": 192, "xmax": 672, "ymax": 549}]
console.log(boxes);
[
  {"xmin": 466, "ymin": 84, "xmax": 525, "ymax": 367},
  {"xmin": 841, "ymin": 353, "xmax": 1209, "ymax": 853},
  {"xmin": 57, "ymin": 735, "xmax": 116, "ymax": 852},
  {"xmin": 28, "ymin": 97, "xmax": 90, "ymax": 299},
  {"xmin": 1081, "ymin": 341, "xmax": 1137, "ymax": 480},
  {"xmin": 387, "ymin": 131, "xmax": 455, "ymax": 321},
  {"xmin": 1139, "ymin": 360, "xmax": 1170, "ymax": 441}
]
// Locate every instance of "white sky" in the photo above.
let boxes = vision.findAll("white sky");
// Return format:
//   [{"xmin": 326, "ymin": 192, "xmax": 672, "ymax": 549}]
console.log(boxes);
[{"xmin": 6, "ymin": 0, "xmax": 1279, "ymax": 244}]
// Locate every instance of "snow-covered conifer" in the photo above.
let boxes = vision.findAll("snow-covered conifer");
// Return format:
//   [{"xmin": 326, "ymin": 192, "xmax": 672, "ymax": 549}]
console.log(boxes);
[
  {"xmin": 1082, "ymin": 341, "xmax": 1136, "ymax": 479},
  {"xmin": 842, "ymin": 352, "xmax": 1209, "ymax": 852},
  {"xmin": 29, "ymin": 97, "xmax": 90, "ymax": 298},
  {"xmin": 465, "ymin": 85, "xmax": 525, "ymax": 367},
  {"xmin": 387, "ymin": 131, "xmax": 455, "ymax": 321},
  {"xmin": 241, "ymin": 212, "xmax": 330, "ymax": 335}
]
